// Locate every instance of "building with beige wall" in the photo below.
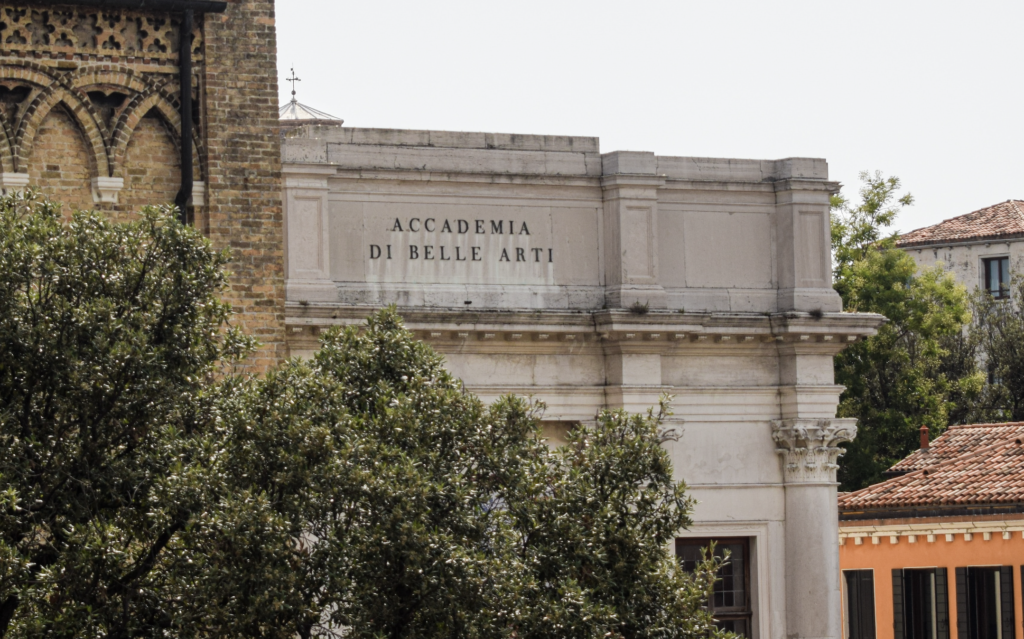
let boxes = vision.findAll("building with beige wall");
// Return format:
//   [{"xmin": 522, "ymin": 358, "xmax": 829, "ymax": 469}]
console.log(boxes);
[
  {"xmin": 897, "ymin": 200, "xmax": 1024, "ymax": 298},
  {"xmin": 281, "ymin": 122, "xmax": 885, "ymax": 639}
]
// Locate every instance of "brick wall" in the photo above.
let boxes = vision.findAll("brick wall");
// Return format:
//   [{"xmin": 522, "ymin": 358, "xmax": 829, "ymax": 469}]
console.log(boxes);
[
  {"xmin": 202, "ymin": 0, "xmax": 286, "ymax": 371},
  {"xmin": 26, "ymin": 107, "xmax": 94, "ymax": 213},
  {"xmin": 0, "ymin": 2, "xmax": 286, "ymax": 372}
]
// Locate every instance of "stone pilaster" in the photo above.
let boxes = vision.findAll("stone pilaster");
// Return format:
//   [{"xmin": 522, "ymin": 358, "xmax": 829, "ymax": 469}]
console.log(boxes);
[
  {"xmin": 600, "ymin": 151, "xmax": 666, "ymax": 309},
  {"xmin": 773, "ymin": 169, "xmax": 843, "ymax": 313},
  {"xmin": 283, "ymin": 165, "xmax": 335, "ymax": 303}
]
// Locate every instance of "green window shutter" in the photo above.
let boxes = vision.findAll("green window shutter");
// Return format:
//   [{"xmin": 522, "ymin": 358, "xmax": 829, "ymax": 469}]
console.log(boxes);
[
  {"xmin": 935, "ymin": 567, "xmax": 950, "ymax": 639},
  {"xmin": 861, "ymin": 570, "xmax": 877, "ymax": 639},
  {"xmin": 955, "ymin": 567, "xmax": 968, "ymax": 639},
  {"xmin": 893, "ymin": 569, "xmax": 905, "ymax": 639},
  {"xmin": 999, "ymin": 566, "xmax": 1014, "ymax": 639}
]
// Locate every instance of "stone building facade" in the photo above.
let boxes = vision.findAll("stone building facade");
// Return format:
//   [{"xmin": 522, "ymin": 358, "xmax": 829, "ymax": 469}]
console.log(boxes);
[
  {"xmin": 897, "ymin": 200, "xmax": 1024, "ymax": 298},
  {"xmin": 3, "ymin": 3, "xmax": 889, "ymax": 637},
  {"xmin": 0, "ymin": 0, "xmax": 286, "ymax": 371},
  {"xmin": 282, "ymin": 124, "xmax": 886, "ymax": 639}
]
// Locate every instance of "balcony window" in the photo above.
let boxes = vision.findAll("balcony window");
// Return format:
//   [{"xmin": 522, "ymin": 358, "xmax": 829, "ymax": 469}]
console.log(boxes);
[
  {"xmin": 892, "ymin": 568, "xmax": 950, "ymax": 639},
  {"xmin": 956, "ymin": 566, "xmax": 1015, "ymax": 639},
  {"xmin": 843, "ymin": 570, "xmax": 876, "ymax": 639}
]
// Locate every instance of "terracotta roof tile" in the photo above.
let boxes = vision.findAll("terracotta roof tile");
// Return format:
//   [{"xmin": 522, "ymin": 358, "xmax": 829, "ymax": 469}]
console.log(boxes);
[
  {"xmin": 839, "ymin": 423, "xmax": 1024, "ymax": 512},
  {"xmin": 887, "ymin": 422, "xmax": 1024, "ymax": 474},
  {"xmin": 897, "ymin": 200, "xmax": 1024, "ymax": 248}
]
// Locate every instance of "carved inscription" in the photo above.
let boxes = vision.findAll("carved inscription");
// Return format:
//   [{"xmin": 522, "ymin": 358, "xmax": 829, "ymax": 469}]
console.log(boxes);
[{"xmin": 370, "ymin": 217, "xmax": 554, "ymax": 264}]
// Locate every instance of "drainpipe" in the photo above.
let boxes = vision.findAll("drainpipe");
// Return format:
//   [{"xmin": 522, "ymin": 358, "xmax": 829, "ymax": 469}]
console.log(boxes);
[{"xmin": 173, "ymin": 7, "xmax": 193, "ymax": 223}]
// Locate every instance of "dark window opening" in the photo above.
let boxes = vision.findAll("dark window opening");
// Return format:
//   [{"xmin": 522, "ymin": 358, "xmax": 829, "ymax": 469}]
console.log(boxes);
[
  {"xmin": 844, "ymin": 570, "xmax": 876, "ymax": 639},
  {"xmin": 983, "ymin": 257, "xmax": 1010, "ymax": 299},
  {"xmin": 677, "ymin": 537, "xmax": 752, "ymax": 637},
  {"xmin": 892, "ymin": 568, "xmax": 949, "ymax": 639},
  {"xmin": 956, "ymin": 566, "xmax": 1014, "ymax": 639}
]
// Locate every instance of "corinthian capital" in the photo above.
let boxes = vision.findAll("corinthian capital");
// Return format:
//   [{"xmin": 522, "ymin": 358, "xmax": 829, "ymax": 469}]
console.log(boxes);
[{"xmin": 771, "ymin": 418, "xmax": 857, "ymax": 484}]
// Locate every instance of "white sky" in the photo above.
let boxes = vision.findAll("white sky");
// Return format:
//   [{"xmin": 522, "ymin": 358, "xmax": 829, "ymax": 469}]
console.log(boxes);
[{"xmin": 276, "ymin": 0, "xmax": 1023, "ymax": 235}]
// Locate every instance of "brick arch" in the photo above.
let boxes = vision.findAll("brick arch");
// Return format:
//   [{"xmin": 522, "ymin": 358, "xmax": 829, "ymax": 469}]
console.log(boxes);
[
  {"xmin": 0, "ymin": 112, "xmax": 14, "ymax": 174},
  {"xmin": 112, "ymin": 87, "xmax": 206, "ymax": 181},
  {"xmin": 0, "ymin": 62, "xmax": 62, "ymax": 171},
  {"xmin": 0, "ymin": 61, "xmax": 60, "ymax": 91},
  {"xmin": 66, "ymin": 65, "xmax": 155, "ymax": 96},
  {"xmin": 16, "ymin": 85, "xmax": 110, "ymax": 178}
]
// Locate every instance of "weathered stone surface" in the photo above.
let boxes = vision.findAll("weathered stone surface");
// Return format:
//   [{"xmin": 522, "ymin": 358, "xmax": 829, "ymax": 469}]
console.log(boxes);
[{"xmin": 283, "ymin": 128, "xmax": 883, "ymax": 639}]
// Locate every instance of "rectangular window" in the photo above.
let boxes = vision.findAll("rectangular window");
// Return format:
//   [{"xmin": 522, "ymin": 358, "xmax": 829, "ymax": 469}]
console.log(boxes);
[
  {"xmin": 677, "ymin": 538, "xmax": 752, "ymax": 637},
  {"xmin": 956, "ymin": 567, "xmax": 1015, "ymax": 639},
  {"xmin": 892, "ymin": 568, "xmax": 949, "ymax": 639},
  {"xmin": 844, "ymin": 570, "xmax": 876, "ymax": 639},
  {"xmin": 983, "ymin": 257, "xmax": 1010, "ymax": 299}
]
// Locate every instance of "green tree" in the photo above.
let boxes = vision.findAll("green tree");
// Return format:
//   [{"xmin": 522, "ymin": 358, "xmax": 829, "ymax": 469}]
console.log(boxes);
[
  {"xmin": 220, "ymin": 312, "xmax": 731, "ymax": 639},
  {"xmin": 970, "ymin": 276, "xmax": 1024, "ymax": 421},
  {"xmin": 1, "ymin": 192, "xmax": 728, "ymax": 638},
  {"xmin": 0, "ymin": 192, "xmax": 254, "ymax": 636},
  {"xmin": 831, "ymin": 173, "xmax": 982, "ymax": 490}
]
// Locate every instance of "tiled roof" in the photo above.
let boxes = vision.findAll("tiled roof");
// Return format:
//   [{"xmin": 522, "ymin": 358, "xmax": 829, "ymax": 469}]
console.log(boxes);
[
  {"xmin": 887, "ymin": 423, "xmax": 1024, "ymax": 474},
  {"xmin": 897, "ymin": 200, "xmax": 1024, "ymax": 248},
  {"xmin": 839, "ymin": 423, "xmax": 1024, "ymax": 512}
]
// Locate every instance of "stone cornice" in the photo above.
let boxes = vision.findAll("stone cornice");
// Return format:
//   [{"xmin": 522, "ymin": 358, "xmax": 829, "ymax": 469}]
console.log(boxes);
[{"xmin": 286, "ymin": 305, "xmax": 885, "ymax": 353}]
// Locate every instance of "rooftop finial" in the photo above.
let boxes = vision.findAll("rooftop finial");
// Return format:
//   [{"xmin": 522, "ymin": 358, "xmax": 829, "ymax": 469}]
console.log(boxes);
[{"xmin": 287, "ymin": 66, "xmax": 301, "ymax": 103}]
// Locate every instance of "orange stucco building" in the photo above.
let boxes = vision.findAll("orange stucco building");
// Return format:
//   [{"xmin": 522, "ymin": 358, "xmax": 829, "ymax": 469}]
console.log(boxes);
[{"xmin": 839, "ymin": 424, "xmax": 1024, "ymax": 639}]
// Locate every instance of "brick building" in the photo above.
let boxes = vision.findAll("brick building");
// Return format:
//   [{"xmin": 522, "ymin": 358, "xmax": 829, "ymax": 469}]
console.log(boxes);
[{"xmin": 0, "ymin": 0, "xmax": 286, "ymax": 371}]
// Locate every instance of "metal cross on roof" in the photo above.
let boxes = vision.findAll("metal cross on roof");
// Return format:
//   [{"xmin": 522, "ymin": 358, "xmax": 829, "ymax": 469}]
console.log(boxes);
[{"xmin": 287, "ymin": 67, "xmax": 301, "ymax": 101}]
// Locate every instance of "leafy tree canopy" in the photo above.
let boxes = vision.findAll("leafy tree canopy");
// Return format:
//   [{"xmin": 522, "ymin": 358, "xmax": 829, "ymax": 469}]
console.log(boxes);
[
  {"xmin": 1, "ymin": 193, "xmax": 727, "ymax": 639},
  {"xmin": 831, "ymin": 173, "xmax": 982, "ymax": 491},
  {"xmin": 969, "ymin": 276, "xmax": 1024, "ymax": 421}
]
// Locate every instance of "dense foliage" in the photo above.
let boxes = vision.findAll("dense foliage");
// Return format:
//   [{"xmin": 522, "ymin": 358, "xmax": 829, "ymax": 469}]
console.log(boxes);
[
  {"xmin": 969, "ymin": 277, "xmax": 1024, "ymax": 421},
  {"xmin": 0, "ymin": 193, "xmax": 254, "ymax": 636},
  {"xmin": 0, "ymin": 193, "xmax": 727, "ymax": 639},
  {"xmin": 831, "ymin": 172, "xmax": 982, "ymax": 491}
]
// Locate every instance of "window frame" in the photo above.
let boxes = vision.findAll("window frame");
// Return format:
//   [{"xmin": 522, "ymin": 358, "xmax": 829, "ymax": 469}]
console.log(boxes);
[
  {"xmin": 956, "ymin": 565, "xmax": 1015, "ymax": 639},
  {"xmin": 843, "ymin": 569, "xmax": 877, "ymax": 639},
  {"xmin": 982, "ymin": 256, "xmax": 1011, "ymax": 299},
  {"xmin": 893, "ymin": 567, "xmax": 949, "ymax": 639},
  {"xmin": 676, "ymin": 537, "xmax": 752, "ymax": 636}
]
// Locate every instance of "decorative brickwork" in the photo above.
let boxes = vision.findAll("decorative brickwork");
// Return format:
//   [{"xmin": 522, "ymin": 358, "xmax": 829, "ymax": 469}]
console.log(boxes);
[{"xmin": 1, "ymin": 2, "xmax": 286, "ymax": 372}]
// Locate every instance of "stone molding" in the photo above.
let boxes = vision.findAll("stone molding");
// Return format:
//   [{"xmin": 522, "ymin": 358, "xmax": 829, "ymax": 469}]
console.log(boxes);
[
  {"xmin": 91, "ymin": 176, "xmax": 124, "ymax": 204},
  {"xmin": 771, "ymin": 418, "xmax": 857, "ymax": 484},
  {"xmin": 0, "ymin": 172, "xmax": 30, "ymax": 194}
]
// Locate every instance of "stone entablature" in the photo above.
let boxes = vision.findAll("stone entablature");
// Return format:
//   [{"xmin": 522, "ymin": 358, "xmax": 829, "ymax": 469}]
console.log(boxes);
[{"xmin": 282, "ymin": 126, "xmax": 842, "ymax": 317}]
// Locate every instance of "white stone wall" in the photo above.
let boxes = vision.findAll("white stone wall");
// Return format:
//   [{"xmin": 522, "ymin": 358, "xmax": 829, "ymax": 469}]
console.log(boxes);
[
  {"xmin": 903, "ymin": 239, "xmax": 1024, "ymax": 292},
  {"xmin": 282, "ymin": 125, "xmax": 885, "ymax": 639}
]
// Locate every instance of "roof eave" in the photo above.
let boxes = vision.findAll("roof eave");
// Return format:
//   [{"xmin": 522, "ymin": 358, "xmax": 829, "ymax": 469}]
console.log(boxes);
[{"xmin": 897, "ymin": 231, "xmax": 1024, "ymax": 249}]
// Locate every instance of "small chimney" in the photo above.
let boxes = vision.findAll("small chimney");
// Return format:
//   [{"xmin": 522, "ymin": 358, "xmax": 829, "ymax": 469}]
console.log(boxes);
[{"xmin": 920, "ymin": 425, "xmax": 931, "ymax": 450}]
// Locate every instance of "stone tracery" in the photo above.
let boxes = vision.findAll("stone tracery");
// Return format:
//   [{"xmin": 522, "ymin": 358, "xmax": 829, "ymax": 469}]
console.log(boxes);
[{"xmin": 0, "ymin": 3, "xmax": 206, "ymax": 202}]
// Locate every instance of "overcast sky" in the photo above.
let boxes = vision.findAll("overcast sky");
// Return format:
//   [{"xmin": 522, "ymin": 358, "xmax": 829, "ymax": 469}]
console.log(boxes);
[{"xmin": 276, "ymin": 0, "xmax": 1023, "ymax": 234}]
